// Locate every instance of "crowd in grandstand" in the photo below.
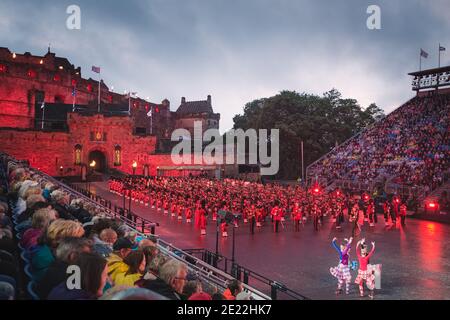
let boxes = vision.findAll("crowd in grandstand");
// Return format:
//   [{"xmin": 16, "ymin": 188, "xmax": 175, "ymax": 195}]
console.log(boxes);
[
  {"xmin": 0, "ymin": 160, "xmax": 253, "ymax": 300},
  {"xmin": 308, "ymin": 94, "xmax": 449, "ymax": 192}
]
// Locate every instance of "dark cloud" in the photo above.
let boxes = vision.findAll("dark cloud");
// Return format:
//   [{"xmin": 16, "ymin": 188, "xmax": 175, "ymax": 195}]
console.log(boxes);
[{"xmin": 0, "ymin": 0, "xmax": 449, "ymax": 131}]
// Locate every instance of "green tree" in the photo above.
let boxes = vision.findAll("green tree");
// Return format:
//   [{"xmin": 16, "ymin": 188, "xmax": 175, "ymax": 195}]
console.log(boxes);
[{"xmin": 232, "ymin": 90, "xmax": 382, "ymax": 180}]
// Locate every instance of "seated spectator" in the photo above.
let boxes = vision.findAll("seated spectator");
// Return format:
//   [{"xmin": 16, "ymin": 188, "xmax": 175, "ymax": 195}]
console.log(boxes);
[
  {"xmin": 31, "ymin": 219, "xmax": 85, "ymax": 281},
  {"xmin": 16, "ymin": 194, "xmax": 47, "ymax": 224},
  {"xmin": 223, "ymin": 280, "xmax": 243, "ymax": 300},
  {"xmin": 236, "ymin": 291, "xmax": 253, "ymax": 300},
  {"xmin": 99, "ymin": 287, "xmax": 169, "ymax": 300},
  {"xmin": 50, "ymin": 190, "xmax": 76, "ymax": 220},
  {"xmin": 0, "ymin": 206, "xmax": 12, "ymax": 230},
  {"xmin": 0, "ymin": 228, "xmax": 15, "ymax": 254},
  {"xmin": 188, "ymin": 292, "xmax": 212, "ymax": 300},
  {"xmin": 211, "ymin": 293, "xmax": 225, "ymax": 300},
  {"xmin": 144, "ymin": 250, "xmax": 168, "ymax": 281},
  {"xmin": 136, "ymin": 259, "xmax": 188, "ymax": 300},
  {"xmin": 107, "ymin": 238, "xmax": 134, "ymax": 283},
  {"xmin": 138, "ymin": 238, "xmax": 156, "ymax": 249},
  {"xmin": 68, "ymin": 199, "xmax": 92, "ymax": 224},
  {"xmin": 92, "ymin": 228, "xmax": 117, "ymax": 258},
  {"xmin": 0, "ymin": 282, "xmax": 15, "ymax": 300},
  {"xmin": 47, "ymin": 252, "xmax": 108, "ymax": 300},
  {"xmin": 21, "ymin": 207, "xmax": 57, "ymax": 250},
  {"xmin": 36, "ymin": 237, "xmax": 93, "ymax": 299},
  {"xmin": 113, "ymin": 250, "xmax": 146, "ymax": 287},
  {"xmin": 183, "ymin": 280, "xmax": 202, "ymax": 299}
]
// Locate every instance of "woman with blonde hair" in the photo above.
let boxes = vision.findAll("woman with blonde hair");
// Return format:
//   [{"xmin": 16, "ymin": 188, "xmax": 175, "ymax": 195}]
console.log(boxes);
[
  {"xmin": 21, "ymin": 208, "xmax": 57, "ymax": 250},
  {"xmin": 31, "ymin": 219, "xmax": 85, "ymax": 281}
]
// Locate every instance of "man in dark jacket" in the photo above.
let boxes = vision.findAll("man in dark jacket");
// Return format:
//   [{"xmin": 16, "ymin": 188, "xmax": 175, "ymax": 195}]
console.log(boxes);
[
  {"xmin": 137, "ymin": 259, "xmax": 188, "ymax": 300},
  {"xmin": 36, "ymin": 237, "xmax": 92, "ymax": 299}
]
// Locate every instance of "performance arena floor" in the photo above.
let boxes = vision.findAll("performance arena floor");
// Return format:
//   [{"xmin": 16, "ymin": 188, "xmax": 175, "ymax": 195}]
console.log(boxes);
[{"xmin": 84, "ymin": 181, "xmax": 450, "ymax": 300}]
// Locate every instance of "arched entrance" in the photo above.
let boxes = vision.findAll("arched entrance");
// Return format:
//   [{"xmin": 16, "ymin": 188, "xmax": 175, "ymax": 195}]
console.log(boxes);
[{"xmin": 88, "ymin": 150, "xmax": 107, "ymax": 173}]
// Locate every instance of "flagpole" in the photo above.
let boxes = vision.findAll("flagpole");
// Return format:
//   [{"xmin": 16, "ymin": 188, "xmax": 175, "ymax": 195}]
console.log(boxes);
[
  {"xmin": 98, "ymin": 69, "xmax": 101, "ymax": 113},
  {"xmin": 439, "ymin": 43, "xmax": 441, "ymax": 68},
  {"xmin": 128, "ymin": 91, "xmax": 131, "ymax": 114},
  {"xmin": 420, "ymin": 51, "xmax": 422, "ymax": 71},
  {"xmin": 150, "ymin": 106, "xmax": 153, "ymax": 135}
]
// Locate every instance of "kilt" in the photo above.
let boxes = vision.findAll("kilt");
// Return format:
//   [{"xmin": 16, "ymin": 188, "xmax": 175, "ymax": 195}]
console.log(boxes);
[
  {"xmin": 354, "ymin": 269, "xmax": 375, "ymax": 290},
  {"xmin": 330, "ymin": 263, "xmax": 351, "ymax": 282}
]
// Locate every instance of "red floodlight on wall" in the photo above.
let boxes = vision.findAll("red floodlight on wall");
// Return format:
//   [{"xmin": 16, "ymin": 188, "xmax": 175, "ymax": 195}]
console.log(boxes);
[
  {"xmin": 53, "ymin": 74, "xmax": 61, "ymax": 82},
  {"xmin": 27, "ymin": 69, "xmax": 37, "ymax": 78},
  {"xmin": 155, "ymin": 107, "xmax": 160, "ymax": 113},
  {"xmin": 87, "ymin": 84, "xmax": 93, "ymax": 92},
  {"xmin": 426, "ymin": 202, "xmax": 439, "ymax": 214},
  {"xmin": 0, "ymin": 64, "xmax": 7, "ymax": 73},
  {"xmin": 71, "ymin": 79, "xmax": 77, "ymax": 86}
]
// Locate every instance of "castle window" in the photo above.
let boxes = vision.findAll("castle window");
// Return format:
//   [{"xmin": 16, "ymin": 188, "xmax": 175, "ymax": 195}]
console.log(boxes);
[
  {"xmin": 71, "ymin": 79, "xmax": 77, "ymax": 86},
  {"xmin": 114, "ymin": 145, "xmax": 122, "ymax": 166},
  {"xmin": 55, "ymin": 95, "xmax": 65, "ymax": 103},
  {"xmin": 0, "ymin": 64, "xmax": 7, "ymax": 73},
  {"xmin": 87, "ymin": 84, "xmax": 93, "ymax": 92},
  {"xmin": 135, "ymin": 127, "xmax": 146, "ymax": 135},
  {"xmin": 74, "ymin": 144, "xmax": 82, "ymax": 165},
  {"xmin": 53, "ymin": 74, "xmax": 61, "ymax": 82}
]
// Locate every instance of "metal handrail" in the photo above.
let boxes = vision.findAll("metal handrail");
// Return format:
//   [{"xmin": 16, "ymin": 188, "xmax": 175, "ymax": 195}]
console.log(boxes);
[{"xmin": 183, "ymin": 248, "xmax": 309, "ymax": 300}]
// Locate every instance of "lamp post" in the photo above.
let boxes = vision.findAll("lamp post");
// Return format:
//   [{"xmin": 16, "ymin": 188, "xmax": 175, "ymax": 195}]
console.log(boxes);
[
  {"xmin": 132, "ymin": 161, "xmax": 137, "ymax": 177},
  {"xmin": 88, "ymin": 160, "xmax": 96, "ymax": 193}
]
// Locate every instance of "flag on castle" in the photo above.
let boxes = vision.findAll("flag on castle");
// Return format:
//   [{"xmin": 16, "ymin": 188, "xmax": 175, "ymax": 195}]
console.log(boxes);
[
  {"xmin": 439, "ymin": 45, "xmax": 446, "ymax": 52},
  {"xmin": 92, "ymin": 66, "xmax": 101, "ymax": 73},
  {"xmin": 420, "ymin": 49, "xmax": 429, "ymax": 58}
]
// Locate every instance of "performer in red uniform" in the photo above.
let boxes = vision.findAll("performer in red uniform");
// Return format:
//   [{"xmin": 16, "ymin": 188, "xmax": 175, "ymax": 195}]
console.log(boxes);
[
  {"xmin": 292, "ymin": 203, "xmax": 302, "ymax": 232},
  {"xmin": 367, "ymin": 199, "xmax": 376, "ymax": 227},
  {"xmin": 221, "ymin": 221, "xmax": 228, "ymax": 237},
  {"xmin": 399, "ymin": 202, "xmax": 407, "ymax": 227},
  {"xmin": 271, "ymin": 203, "xmax": 281, "ymax": 233},
  {"xmin": 199, "ymin": 205, "xmax": 207, "ymax": 235}
]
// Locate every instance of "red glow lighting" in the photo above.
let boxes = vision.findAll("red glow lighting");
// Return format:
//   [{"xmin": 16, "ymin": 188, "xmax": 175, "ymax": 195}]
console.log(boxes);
[
  {"xmin": 53, "ymin": 74, "xmax": 61, "ymax": 82},
  {"xmin": 428, "ymin": 203, "xmax": 436, "ymax": 208},
  {"xmin": 87, "ymin": 84, "xmax": 93, "ymax": 92},
  {"xmin": 27, "ymin": 69, "xmax": 37, "ymax": 78},
  {"xmin": 71, "ymin": 79, "xmax": 77, "ymax": 86},
  {"xmin": 0, "ymin": 64, "xmax": 7, "ymax": 73}
]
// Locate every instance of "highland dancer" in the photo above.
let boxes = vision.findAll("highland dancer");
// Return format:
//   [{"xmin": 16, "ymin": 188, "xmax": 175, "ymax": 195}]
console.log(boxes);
[
  {"xmin": 355, "ymin": 239, "xmax": 376, "ymax": 299},
  {"xmin": 330, "ymin": 237, "xmax": 353, "ymax": 295}
]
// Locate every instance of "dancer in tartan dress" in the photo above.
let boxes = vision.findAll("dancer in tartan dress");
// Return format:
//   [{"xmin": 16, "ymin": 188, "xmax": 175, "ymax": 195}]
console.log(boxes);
[
  {"xmin": 330, "ymin": 237, "xmax": 353, "ymax": 295},
  {"xmin": 355, "ymin": 239, "xmax": 376, "ymax": 299}
]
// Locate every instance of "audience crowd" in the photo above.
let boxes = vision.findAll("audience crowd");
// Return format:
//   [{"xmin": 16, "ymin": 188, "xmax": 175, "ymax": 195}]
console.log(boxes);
[
  {"xmin": 308, "ymin": 94, "xmax": 449, "ymax": 192},
  {"xmin": 0, "ymin": 158, "xmax": 252, "ymax": 300}
]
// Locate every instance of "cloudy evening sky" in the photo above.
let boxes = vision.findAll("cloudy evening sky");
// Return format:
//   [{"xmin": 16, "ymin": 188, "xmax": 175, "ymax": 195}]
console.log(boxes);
[{"xmin": 1, "ymin": 0, "xmax": 449, "ymax": 132}]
